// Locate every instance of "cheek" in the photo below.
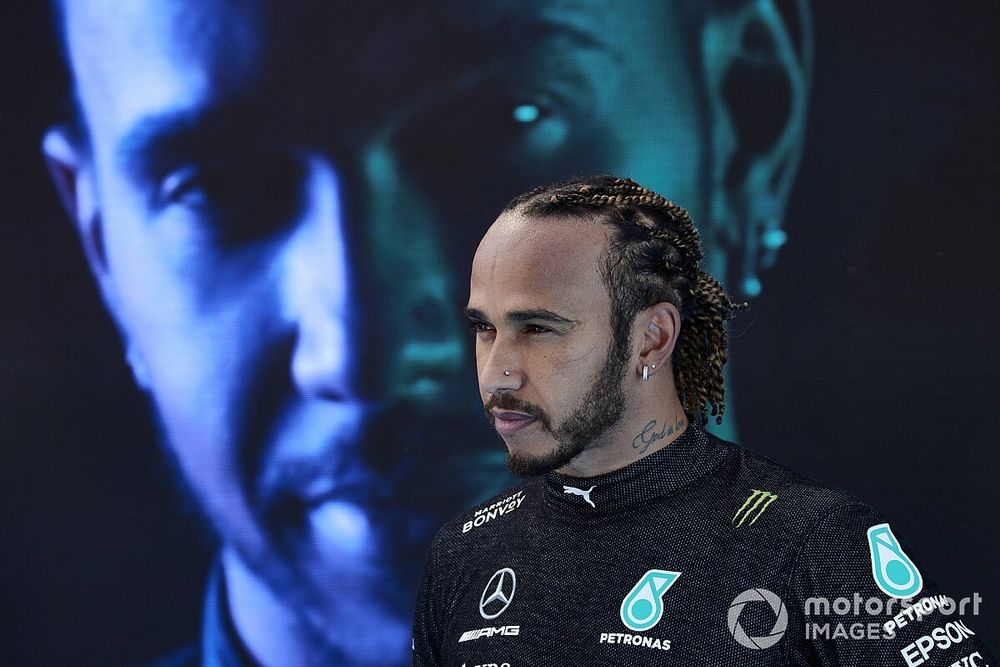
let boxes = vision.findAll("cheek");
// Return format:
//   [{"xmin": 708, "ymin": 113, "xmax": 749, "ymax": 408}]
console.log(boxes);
[
  {"xmin": 99, "ymin": 187, "xmax": 286, "ymax": 442},
  {"xmin": 473, "ymin": 333, "xmax": 492, "ymax": 365},
  {"xmin": 553, "ymin": 330, "xmax": 612, "ymax": 368},
  {"xmin": 547, "ymin": 338, "xmax": 612, "ymax": 396}
]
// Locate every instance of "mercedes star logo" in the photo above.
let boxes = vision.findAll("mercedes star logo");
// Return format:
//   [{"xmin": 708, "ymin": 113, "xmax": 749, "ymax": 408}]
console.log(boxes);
[{"xmin": 479, "ymin": 567, "xmax": 517, "ymax": 619}]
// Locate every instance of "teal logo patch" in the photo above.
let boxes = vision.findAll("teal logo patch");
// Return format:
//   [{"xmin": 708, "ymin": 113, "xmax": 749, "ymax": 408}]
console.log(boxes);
[
  {"xmin": 868, "ymin": 523, "xmax": 923, "ymax": 598},
  {"xmin": 620, "ymin": 569, "xmax": 681, "ymax": 631}
]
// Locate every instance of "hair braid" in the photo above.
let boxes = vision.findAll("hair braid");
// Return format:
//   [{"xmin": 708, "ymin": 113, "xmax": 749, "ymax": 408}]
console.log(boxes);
[{"xmin": 505, "ymin": 175, "xmax": 746, "ymax": 425}]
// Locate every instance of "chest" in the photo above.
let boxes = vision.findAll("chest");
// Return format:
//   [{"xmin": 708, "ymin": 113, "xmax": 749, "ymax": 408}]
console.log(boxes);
[{"xmin": 438, "ymin": 505, "xmax": 802, "ymax": 666}]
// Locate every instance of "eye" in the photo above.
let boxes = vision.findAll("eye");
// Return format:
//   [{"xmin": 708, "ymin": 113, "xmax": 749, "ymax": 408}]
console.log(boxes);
[
  {"xmin": 159, "ymin": 166, "xmax": 205, "ymax": 206},
  {"xmin": 468, "ymin": 320, "xmax": 495, "ymax": 334},
  {"xmin": 524, "ymin": 324, "xmax": 553, "ymax": 335},
  {"xmin": 157, "ymin": 154, "xmax": 306, "ymax": 245},
  {"xmin": 399, "ymin": 91, "xmax": 564, "ymax": 166},
  {"xmin": 512, "ymin": 103, "xmax": 542, "ymax": 123},
  {"xmin": 393, "ymin": 84, "xmax": 583, "ymax": 198}
]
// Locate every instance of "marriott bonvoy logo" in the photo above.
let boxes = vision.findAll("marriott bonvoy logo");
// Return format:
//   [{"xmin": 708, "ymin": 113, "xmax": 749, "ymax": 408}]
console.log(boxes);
[{"xmin": 463, "ymin": 491, "xmax": 525, "ymax": 533}]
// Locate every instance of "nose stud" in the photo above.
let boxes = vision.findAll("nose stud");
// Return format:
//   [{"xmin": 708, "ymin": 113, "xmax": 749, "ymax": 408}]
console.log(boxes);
[{"xmin": 504, "ymin": 369, "xmax": 512, "ymax": 376}]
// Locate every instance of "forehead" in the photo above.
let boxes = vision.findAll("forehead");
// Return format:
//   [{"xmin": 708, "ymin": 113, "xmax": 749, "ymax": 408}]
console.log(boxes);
[
  {"xmin": 64, "ymin": 0, "xmax": 704, "ymax": 217},
  {"xmin": 62, "ymin": 0, "xmax": 688, "ymax": 57},
  {"xmin": 470, "ymin": 211, "xmax": 610, "ymax": 314},
  {"xmin": 63, "ymin": 0, "xmax": 695, "ymax": 132}
]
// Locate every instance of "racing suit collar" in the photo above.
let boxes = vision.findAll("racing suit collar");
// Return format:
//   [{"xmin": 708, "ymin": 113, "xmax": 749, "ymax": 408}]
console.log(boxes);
[{"xmin": 542, "ymin": 422, "xmax": 727, "ymax": 516}]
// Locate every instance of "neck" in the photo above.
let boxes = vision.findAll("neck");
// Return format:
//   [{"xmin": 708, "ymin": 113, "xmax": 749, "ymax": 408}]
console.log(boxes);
[
  {"xmin": 557, "ymin": 382, "xmax": 689, "ymax": 477},
  {"xmin": 221, "ymin": 547, "xmax": 412, "ymax": 667},
  {"xmin": 222, "ymin": 548, "xmax": 320, "ymax": 667}
]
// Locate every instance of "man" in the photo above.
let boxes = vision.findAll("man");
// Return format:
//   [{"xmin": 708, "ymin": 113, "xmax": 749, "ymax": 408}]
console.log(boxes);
[
  {"xmin": 413, "ymin": 175, "xmax": 995, "ymax": 665},
  {"xmin": 42, "ymin": 0, "xmax": 809, "ymax": 664}
]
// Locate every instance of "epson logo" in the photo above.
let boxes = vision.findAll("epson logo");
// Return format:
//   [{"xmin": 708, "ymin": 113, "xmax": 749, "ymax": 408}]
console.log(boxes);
[{"xmin": 458, "ymin": 625, "xmax": 521, "ymax": 642}]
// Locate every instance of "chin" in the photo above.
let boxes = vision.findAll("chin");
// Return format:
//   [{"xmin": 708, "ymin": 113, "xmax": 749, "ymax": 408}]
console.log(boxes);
[{"xmin": 506, "ymin": 438, "xmax": 584, "ymax": 477}]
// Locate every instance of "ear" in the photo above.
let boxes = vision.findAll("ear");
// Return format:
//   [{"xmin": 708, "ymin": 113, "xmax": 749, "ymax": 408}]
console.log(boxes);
[
  {"xmin": 43, "ymin": 126, "xmax": 119, "ymax": 303},
  {"xmin": 635, "ymin": 301, "xmax": 682, "ymax": 377},
  {"xmin": 44, "ymin": 127, "xmax": 151, "ymax": 386},
  {"xmin": 701, "ymin": 0, "xmax": 811, "ymax": 298}
]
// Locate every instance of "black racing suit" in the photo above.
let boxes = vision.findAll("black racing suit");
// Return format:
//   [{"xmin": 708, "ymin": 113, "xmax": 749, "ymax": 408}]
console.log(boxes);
[{"xmin": 413, "ymin": 425, "xmax": 994, "ymax": 666}]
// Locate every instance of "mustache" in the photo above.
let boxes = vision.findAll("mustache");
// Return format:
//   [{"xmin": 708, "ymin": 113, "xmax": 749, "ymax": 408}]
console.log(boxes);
[{"xmin": 483, "ymin": 393, "xmax": 553, "ymax": 433}]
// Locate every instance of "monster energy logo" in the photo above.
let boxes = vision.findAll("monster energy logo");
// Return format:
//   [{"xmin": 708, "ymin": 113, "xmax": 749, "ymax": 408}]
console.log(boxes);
[{"xmin": 732, "ymin": 490, "xmax": 777, "ymax": 526}]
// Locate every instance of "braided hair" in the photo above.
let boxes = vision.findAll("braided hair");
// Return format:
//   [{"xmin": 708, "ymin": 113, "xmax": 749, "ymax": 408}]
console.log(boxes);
[{"xmin": 504, "ymin": 175, "xmax": 746, "ymax": 425}]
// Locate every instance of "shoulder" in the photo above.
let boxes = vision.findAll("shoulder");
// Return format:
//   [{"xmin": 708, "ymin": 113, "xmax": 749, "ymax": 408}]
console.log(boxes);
[
  {"xmin": 418, "ymin": 478, "xmax": 543, "ymax": 617},
  {"xmin": 427, "ymin": 477, "xmax": 543, "ymax": 559},
  {"xmin": 712, "ymin": 436, "xmax": 921, "ymax": 587},
  {"xmin": 707, "ymin": 436, "xmax": 943, "ymax": 591},
  {"xmin": 712, "ymin": 434, "xmax": 870, "ymax": 533}
]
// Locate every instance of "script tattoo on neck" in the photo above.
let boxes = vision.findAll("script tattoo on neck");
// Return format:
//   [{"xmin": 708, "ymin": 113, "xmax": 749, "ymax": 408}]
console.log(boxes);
[{"xmin": 631, "ymin": 416, "xmax": 686, "ymax": 454}]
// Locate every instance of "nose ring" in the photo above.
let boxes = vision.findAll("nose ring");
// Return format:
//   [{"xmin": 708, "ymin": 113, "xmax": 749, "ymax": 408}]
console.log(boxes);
[{"xmin": 504, "ymin": 369, "xmax": 512, "ymax": 376}]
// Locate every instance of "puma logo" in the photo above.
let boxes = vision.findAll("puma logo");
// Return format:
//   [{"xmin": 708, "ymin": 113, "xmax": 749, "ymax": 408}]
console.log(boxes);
[{"xmin": 563, "ymin": 485, "xmax": 596, "ymax": 508}]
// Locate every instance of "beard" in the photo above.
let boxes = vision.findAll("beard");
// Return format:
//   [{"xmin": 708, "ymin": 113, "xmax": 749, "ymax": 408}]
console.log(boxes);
[{"xmin": 485, "ymin": 337, "xmax": 630, "ymax": 476}]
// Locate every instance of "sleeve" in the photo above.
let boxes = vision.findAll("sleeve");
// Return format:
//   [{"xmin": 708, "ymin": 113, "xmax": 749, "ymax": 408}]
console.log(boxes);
[
  {"xmin": 412, "ymin": 531, "xmax": 445, "ymax": 667},
  {"xmin": 783, "ymin": 502, "xmax": 996, "ymax": 667}
]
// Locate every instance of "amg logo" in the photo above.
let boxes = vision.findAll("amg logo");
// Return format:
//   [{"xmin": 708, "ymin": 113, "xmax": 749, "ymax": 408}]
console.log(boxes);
[{"xmin": 458, "ymin": 625, "xmax": 520, "ymax": 642}]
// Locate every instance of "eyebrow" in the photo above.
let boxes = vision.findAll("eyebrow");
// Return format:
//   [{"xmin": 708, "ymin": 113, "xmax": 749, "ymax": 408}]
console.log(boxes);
[
  {"xmin": 116, "ymin": 111, "xmax": 201, "ymax": 175},
  {"xmin": 465, "ymin": 307, "xmax": 579, "ymax": 327},
  {"xmin": 505, "ymin": 15, "xmax": 613, "ymax": 54},
  {"xmin": 429, "ymin": 12, "xmax": 620, "ymax": 80},
  {"xmin": 114, "ymin": 104, "xmax": 266, "ymax": 183}
]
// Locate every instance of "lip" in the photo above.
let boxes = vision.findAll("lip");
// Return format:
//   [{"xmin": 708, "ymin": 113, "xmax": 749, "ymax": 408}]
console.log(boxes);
[
  {"xmin": 303, "ymin": 483, "xmax": 378, "ymax": 510},
  {"xmin": 490, "ymin": 409, "xmax": 539, "ymax": 436},
  {"xmin": 258, "ymin": 402, "xmax": 510, "ymax": 561}
]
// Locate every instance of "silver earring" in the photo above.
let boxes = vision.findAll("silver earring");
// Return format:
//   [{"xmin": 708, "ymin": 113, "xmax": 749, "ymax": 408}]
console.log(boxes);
[
  {"xmin": 642, "ymin": 365, "xmax": 649, "ymax": 381},
  {"xmin": 651, "ymin": 364, "xmax": 656, "ymax": 369},
  {"xmin": 504, "ymin": 369, "xmax": 511, "ymax": 376}
]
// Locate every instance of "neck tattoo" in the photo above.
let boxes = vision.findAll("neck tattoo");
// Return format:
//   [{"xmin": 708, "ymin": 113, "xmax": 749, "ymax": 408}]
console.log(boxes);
[{"xmin": 631, "ymin": 416, "xmax": 686, "ymax": 455}]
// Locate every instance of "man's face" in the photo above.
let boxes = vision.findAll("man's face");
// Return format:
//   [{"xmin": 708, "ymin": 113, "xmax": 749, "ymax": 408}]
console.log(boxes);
[
  {"xmin": 55, "ymin": 0, "xmax": 704, "ymax": 658},
  {"xmin": 469, "ymin": 212, "xmax": 631, "ymax": 475}
]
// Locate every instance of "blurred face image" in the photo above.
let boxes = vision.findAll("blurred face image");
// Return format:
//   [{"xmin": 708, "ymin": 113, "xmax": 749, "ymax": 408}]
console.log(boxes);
[{"xmin": 45, "ymin": 0, "xmax": 807, "ymax": 663}]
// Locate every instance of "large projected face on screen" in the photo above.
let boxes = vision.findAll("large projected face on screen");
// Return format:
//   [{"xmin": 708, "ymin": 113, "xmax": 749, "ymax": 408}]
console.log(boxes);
[{"xmin": 44, "ymin": 0, "xmax": 808, "ymax": 664}]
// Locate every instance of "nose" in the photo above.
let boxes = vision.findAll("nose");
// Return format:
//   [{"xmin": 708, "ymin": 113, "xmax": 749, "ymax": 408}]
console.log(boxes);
[
  {"xmin": 356, "ymin": 145, "xmax": 467, "ymax": 404},
  {"xmin": 285, "ymin": 150, "xmax": 468, "ymax": 404},
  {"xmin": 285, "ymin": 157, "xmax": 355, "ymax": 399},
  {"xmin": 479, "ymin": 336, "xmax": 524, "ymax": 396}
]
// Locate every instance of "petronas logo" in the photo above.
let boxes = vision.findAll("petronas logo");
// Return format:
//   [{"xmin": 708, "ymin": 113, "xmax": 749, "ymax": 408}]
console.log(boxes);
[
  {"xmin": 868, "ymin": 523, "xmax": 923, "ymax": 598},
  {"xmin": 620, "ymin": 570, "xmax": 681, "ymax": 631},
  {"xmin": 732, "ymin": 489, "xmax": 778, "ymax": 527}
]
